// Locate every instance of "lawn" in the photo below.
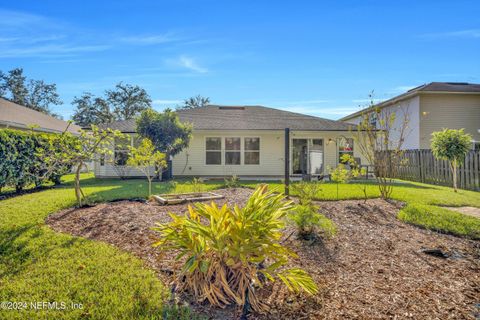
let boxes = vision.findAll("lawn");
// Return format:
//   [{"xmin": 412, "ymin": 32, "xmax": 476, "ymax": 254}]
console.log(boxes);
[
  {"xmin": 246, "ymin": 179, "xmax": 480, "ymax": 239},
  {"xmin": 0, "ymin": 173, "xmax": 221, "ymax": 320},
  {"xmin": 0, "ymin": 174, "xmax": 479, "ymax": 319}
]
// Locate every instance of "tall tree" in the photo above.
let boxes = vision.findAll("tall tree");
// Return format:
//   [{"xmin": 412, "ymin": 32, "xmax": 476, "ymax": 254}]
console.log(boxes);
[
  {"xmin": 107, "ymin": 82, "xmax": 151, "ymax": 120},
  {"xmin": 1, "ymin": 68, "xmax": 28, "ymax": 106},
  {"xmin": 177, "ymin": 94, "xmax": 210, "ymax": 110},
  {"xmin": 0, "ymin": 67, "xmax": 62, "ymax": 117},
  {"xmin": 26, "ymin": 79, "xmax": 62, "ymax": 116},
  {"xmin": 72, "ymin": 92, "xmax": 114, "ymax": 127}
]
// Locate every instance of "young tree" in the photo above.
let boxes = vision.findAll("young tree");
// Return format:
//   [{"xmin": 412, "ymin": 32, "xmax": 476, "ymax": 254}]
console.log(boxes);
[
  {"xmin": 72, "ymin": 92, "xmax": 114, "ymax": 127},
  {"xmin": 354, "ymin": 93, "xmax": 410, "ymax": 199},
  {"xmin": 136, "ymin": 108, "xmax": 193, "ymax": 157},
  {"xmin": 431, "ymin": 128, "xmax": 472, "ymax": 192},
  {"xmin": 127, "ymin": 138, "xmax": 166, "ymax": 196},
  {"xmin": 176, "ymin": 94, "xmax": 210, "ymax": 111},
  {"xmin": 0, "ymin": 68, "xmax": 62, "ymax": 117},
  {"xmin": 107, "ymin": 82, "xmax": 151, "ymax": 120},
  {"xmin": 36, "ymin": 124, "xmax": 122, "ymax": 206}
]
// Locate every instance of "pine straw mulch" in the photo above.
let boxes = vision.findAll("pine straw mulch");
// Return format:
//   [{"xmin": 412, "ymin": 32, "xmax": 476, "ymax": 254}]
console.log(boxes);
[{"xmin": 46, "ymin": 188, "xmax": 480, "ymax": 320}]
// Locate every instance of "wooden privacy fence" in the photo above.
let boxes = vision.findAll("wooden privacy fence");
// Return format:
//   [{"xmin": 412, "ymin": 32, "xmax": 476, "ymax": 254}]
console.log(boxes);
[{"xmin": 393, "ymin": 149, "xmax": 480, "ymax": 191}]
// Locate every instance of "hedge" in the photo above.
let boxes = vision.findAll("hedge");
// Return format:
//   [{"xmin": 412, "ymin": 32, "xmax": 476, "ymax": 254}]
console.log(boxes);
[{"xmin": 0, "ymin": 129, "xmax": 76, "ymax": 193}]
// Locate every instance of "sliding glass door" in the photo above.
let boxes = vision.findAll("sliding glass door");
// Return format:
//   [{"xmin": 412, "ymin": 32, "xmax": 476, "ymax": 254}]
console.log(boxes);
[{"xmin": 292, "ymin": 139, "xmax": 324, "ymax": 175}]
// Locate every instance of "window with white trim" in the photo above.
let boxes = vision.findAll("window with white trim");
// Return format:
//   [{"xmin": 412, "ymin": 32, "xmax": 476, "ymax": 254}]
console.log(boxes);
[
  {"xmin": 225, "ymin": 137, "xmax": 241, "ymax": 165},
  {"xmin": 206, "ymin": 137, "xmax": 222, "ymax": 165},
  {"xmin": 244, "ymin": 137, "xmax": 260, "ymax": 165}
]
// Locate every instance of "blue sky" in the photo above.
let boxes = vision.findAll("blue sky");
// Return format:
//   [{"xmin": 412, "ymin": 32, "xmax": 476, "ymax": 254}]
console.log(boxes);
[{"xmin": 0, "ymin": 0, "xmax": 479, "ymax": 120}]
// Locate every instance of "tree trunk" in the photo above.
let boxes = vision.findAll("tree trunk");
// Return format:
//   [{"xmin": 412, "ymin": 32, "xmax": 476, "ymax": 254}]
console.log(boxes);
[
  {"xmin": 148, "ymin": 177, "xmax": 152, "ymax": 197},
  {"xmin": 452, "ymin": 160, "xmax": 458, "ymax": 193},
  {"xmin": 75, "ymin": 163, "xmax": 83, "ymax": 206}
]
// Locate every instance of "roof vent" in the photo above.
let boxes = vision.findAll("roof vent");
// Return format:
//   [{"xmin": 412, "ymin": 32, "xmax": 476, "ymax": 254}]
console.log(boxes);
[
  {"xmin": 218, "ymin": 106, "xmax": 245, "ymax": 110},
  {"xmin": 445, "ymin": 82, "xmax": 469, "ymax": 85}
]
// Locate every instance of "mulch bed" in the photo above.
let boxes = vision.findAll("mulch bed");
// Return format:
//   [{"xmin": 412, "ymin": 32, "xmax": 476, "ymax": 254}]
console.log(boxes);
[{"xmin": 46, "ymin": 188, "xmax": 480, "ymax": 319}]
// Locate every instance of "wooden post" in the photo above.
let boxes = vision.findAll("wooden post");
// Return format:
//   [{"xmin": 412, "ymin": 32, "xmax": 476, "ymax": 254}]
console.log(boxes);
[{"xmin": 285, "ymin": 128, "xmax": 290, "ymax": 196}]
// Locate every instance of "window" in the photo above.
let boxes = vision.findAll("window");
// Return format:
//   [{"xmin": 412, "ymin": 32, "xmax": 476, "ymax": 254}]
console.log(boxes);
[
  {"xmin": 114, "ymin": 136, "xmax": 131, "ymax": 166},
  {"xmin": 338, "ymin": 137, "xmax": 354, "ymax": 163},
  {"xmin": 244, "ymin": 137, "xmax": 260, "ymax": 165},
  {"xmin": 225, "ymin": 137, "xmax": 241, "ymax": 165},
  {"xmin": 206, "ymin": 137, "xmax": 221, "ymax": 165}
]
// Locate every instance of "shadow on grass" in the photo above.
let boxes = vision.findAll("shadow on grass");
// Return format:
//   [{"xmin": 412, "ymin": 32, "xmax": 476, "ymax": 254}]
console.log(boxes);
[
  {"xmin": 0, "ymin": 225, "xmax": 34, "ymax": 277},
  {"xmin": 0, "ymin": 225, "xmax": 84, "ymax": 278}
]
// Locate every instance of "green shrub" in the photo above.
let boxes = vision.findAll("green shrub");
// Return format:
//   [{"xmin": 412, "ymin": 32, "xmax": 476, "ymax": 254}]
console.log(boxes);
[
  {"xmin": 0, "ymin": 129, "xmax": 75, "ymax": 193},
  {"xmin": 153, "ymin": 185, "xmax": 318, "ymax": 311},
  {"xmin": 224, "ymin": 174, "xmax": 240, "ymax": 188},
  {"xmin": 289, "ymin": 181, "xmax": 336, "ymax": 239}
]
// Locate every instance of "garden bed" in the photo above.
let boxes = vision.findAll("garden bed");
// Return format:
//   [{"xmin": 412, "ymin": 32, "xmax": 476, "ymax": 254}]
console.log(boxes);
[{"xmin": 46, "ymin": 188, "xmax": 480, "ymax": 319}]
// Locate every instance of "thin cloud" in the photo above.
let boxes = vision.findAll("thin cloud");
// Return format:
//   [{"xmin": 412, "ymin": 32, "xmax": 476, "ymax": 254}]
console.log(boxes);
[
  {"xmin": 352, "ymin": 98, "xmax": 384, "ymax": 103},
  {"xmin": 168, "ymin": 55, "xmax": 208, "ymax": 73},
  {"xmin": 120, "ymin": 33, "xmax": 178, "ymax": 45},
  {"xmin": 419, "ymin": 29, "xmax": 480, "ymax": 39},
  {"xmin": 0, "ymin": 44, "xmax": 110, "ymax": 58}
]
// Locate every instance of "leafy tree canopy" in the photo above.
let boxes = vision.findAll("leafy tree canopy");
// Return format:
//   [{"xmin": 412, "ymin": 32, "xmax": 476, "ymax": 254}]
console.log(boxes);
[
  {"xmin": 72, "ymin": 82, "xmax": 152, "ymax": 127},
  {"xmin": 431, "ymin": 128, "xmax": 472, "ymax": 162},
  {"xmin": 107, "ymin": 82, "xmax": 151, "ymax": 120},
  {"xmin": 72, "ymin": 92, "xmax": 114, "ymax": 127},
  {"xmin": 136, "ymin": 108, "xmax": 192, "ymax": 156},
  {"xmin": 0, "ymin": 67, "xmax": 62, "ymax": 118},
  {"xmin": 176, "ymin": 94, "xmax": 210, "ymax": 111}
]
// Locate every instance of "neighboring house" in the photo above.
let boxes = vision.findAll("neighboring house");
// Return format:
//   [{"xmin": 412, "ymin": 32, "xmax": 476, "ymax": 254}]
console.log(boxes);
[
  {"xmin": 0, "ymin": 97, "xmax": 81, "ymax": 134},
  {"xmin": 96, "ymin": 105, "xmax": 364, "ymax": 179},
  {"xmin": 340, "ymin": 82, "xmax": 480, "ymax": 150}
]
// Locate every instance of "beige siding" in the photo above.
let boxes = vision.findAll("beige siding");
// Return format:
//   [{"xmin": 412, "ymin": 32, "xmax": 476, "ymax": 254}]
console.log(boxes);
[
  {"xmin": 419, "ymin": 94, "xmax": 480, "ymax": 149},
  {"xmin": 342, "ymin": 96, "xmax": 420, "ymax": 149},
  {"xmin": 172, "ymin": 130, "xmax": 366, "ymax": 177}
]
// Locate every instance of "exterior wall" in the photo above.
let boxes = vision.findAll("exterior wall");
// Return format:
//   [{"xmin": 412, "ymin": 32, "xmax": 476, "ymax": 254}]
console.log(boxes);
[
  {"xmin": 344, "ymin": 96, "xmax": 420, "ymax": 149},
  {"xmin": 172, "ymin": 129, "xmax": 366, "ymax": 177},
  {"xmin": 94, "ymin": 133, "xmax": 154, "ymax": 178},
  {"xmin": 419, "ymin": 93, "xmax": 480, "ymax": 149}
]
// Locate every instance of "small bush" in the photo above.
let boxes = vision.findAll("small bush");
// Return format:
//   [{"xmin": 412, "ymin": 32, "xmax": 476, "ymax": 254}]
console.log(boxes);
[
  {"xmin": 224, "ymin": 174, "xmax": 240, "ymax": 188},
  {"xmin": 289, "ymin": 182, "xmax": 336, "ymax": 239},
  {"xmin": 153, "ymin": 185, "xmax": 318, "ymax": 311},
  {"xmin": 289, "ymin": 204, "xmax": 336, "ymax": 239},
  {"xmin": 190, "ymin": 177, "xmax": 204, "ymax": 192}
]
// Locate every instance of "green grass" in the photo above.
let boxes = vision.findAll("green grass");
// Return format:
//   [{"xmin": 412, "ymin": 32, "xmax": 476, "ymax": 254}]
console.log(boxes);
[
  {"xmin": 398, "ymin": 204, "xmax": 480, "ymax": 239},
  {"xmin": 0, "ymin": 173, "xmax": 222, "ymax": 319},
  {"xmin": 243, "ymin": 179, "xmax": 480, "ymax": 239},
  {"xmin": 1, "ymin": 173, "xmax": 479, "ymax": 319}
]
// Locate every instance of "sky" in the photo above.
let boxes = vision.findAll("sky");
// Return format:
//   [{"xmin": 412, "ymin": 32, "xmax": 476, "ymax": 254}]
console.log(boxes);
[{"xmin": 0, "ymin": 0, "xmax": 479, "ymax": 120}]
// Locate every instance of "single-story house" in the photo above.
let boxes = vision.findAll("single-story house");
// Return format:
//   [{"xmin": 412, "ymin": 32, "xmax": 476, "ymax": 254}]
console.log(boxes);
[
  {"xmin": 96, "ymin": 105, "xmax": 364, "ymax": 179},
  {"xmin": 0, "ymin": 97, "xmax": 81, "ymax": 134},
  {"xmin": 340, "ymin": 82, "xmax": 480, "ymax": 150}
]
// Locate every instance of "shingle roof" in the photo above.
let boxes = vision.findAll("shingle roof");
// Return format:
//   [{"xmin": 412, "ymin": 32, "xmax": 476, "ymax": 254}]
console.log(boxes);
[
  {"xmin": 101, "ymin": 105, "xmax": 355, "ymax": 132},
  {"xmin": 0, "ymin": 98, "xmax": 81, "ymax": 134},
  {"xmin": 341, "ymin": 82, "xmax": 480, "ymax": 121}
]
